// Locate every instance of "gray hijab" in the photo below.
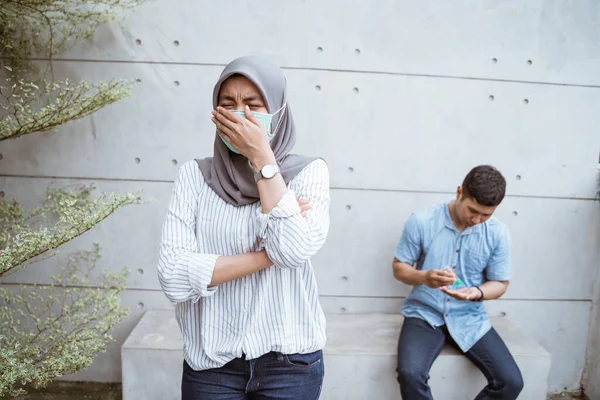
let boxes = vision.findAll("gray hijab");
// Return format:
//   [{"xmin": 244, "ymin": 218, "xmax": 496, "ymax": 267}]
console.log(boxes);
[{"xmin": 197, "ymin": 55, "xmax": 316, "ymax": 206}]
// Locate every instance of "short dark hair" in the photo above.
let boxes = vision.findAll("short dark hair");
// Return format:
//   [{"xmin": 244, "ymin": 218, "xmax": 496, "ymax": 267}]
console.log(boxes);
[{"xmin": 461, "ymin": 165, "xmax": 506, "ymax": 206}]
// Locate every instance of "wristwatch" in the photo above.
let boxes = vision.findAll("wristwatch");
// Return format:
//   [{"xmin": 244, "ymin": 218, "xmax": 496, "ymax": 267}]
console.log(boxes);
[{"xmin": 254, "ymin": 164, "xmax": 280, "ymax": 182}]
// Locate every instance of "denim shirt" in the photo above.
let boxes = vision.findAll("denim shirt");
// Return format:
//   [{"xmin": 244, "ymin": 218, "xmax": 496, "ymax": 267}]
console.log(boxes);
[{"xmin": 394, "ymin": 200, "xmax": 512, "ymax": 352}]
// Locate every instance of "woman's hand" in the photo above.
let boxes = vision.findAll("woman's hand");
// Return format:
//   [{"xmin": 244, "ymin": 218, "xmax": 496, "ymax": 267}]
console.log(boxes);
[
  {"xmin": 297, "ymin": 195, "xmax": 311, "ymax": 217},
  {"xmin": 212, "ymin": 106, "xmax": 274, "ymax": 163}
]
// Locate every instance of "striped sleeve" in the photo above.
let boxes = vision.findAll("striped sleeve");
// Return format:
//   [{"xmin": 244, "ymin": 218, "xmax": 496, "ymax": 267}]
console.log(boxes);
[
  {"xmin": 157, "ymin": 161, "xmax": 219, "ymax": 303},
  {"xmin": 256, "ymin": 159, "xmax": 330, "ymax": 269}
]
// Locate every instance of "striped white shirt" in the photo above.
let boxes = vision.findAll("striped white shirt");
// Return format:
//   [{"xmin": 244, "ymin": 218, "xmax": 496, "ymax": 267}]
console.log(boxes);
[{"xmin": 157, "ymin": 158, "xmax": 330, "ymax": 370}]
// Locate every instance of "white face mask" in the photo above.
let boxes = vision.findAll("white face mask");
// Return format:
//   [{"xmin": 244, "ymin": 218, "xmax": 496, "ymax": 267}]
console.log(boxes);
[{"xmin": 219, "ymin": 103, "xmax": 287, "ymax": 154}]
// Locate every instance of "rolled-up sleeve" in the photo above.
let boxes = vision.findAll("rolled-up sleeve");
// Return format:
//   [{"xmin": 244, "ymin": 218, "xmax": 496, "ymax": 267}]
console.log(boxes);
[
  {"xmin": 394, "ymin": 213, "xmax": 422, "ymax": 266},
  {"xmin": 255, "ymin": 159, "xmax": 330, "ymax": 269},
  {"xmin": 157, "ymin": 161, "xmax": 219, "ymax": 303},
  {"xmin": 485, "ymin": 225, "xmax": 512, "ymax": 281}
]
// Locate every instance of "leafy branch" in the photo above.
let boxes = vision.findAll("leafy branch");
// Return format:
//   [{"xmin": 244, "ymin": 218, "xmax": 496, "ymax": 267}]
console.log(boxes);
[
  {"xmin": 0, "ymin": 244, "xmax": 129, "ymax": 398},
  {"xmin": 0, "ymin": 184, "xmax": 142, "ymax": 277},
  {"xmin": 0, "ymin": 77, "xmax": 135, "ymax": 141},
  {"xmin": 0, "ymin": 0, "xmax": 144, "ymax": 71}
]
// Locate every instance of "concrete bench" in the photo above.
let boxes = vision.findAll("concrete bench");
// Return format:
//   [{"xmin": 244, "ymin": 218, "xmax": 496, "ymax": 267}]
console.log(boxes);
[{"xmin": 122, "ymin": 310, "xmax": 551, "ymax": 400}]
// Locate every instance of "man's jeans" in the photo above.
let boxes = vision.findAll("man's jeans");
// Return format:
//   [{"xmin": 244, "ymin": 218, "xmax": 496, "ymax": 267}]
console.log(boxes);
[
  {"xmin": 182, "ymin": 350, "xmax": 324, "ymax": 400},
  {"xmin": 397, "ymin": 317, "xmax": 524, "ymax": 400}
]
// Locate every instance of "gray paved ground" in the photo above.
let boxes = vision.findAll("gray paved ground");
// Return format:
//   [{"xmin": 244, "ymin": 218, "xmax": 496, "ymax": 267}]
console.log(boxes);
[{"xmin": 3, "ymin": 382, "xmax": 590, "ymax": 399}]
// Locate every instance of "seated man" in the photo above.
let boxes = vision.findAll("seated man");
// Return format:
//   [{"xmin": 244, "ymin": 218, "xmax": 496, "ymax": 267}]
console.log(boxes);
[{"xmin": 392, "ymin": 165, "xmax": 524, "ymax": 400}]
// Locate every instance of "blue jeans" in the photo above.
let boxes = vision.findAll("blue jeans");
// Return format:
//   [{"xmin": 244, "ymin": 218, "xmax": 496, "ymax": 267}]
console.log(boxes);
[
  {"xmin": 397, "ymin": 317, "xmax": 524, "ymax": 400},
  {"xmin": 181, "ymin": 350, "xmax": 324, "ymax": 400}
]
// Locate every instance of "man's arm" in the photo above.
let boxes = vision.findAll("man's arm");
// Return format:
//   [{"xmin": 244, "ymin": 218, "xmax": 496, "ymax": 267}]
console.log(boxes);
[
  {"xmin": 440, "ymin": 280, "xmax": 508, "ymax": 300},
  {"xmin": 393, "ymin": 259, "xmax": 426, "ymax": 285},
  {"xmin": 392, "ymin": 214, "xmax": 455, "ymax": 288},
  {"xmin": 393, "ymin": 258, "xmax": 456, "ymax": 288},
  {"xmin": 440, "ymin": 225, "xmax": 512, "ymax": 301},
  {"xmin": 478, "ymin": 225, "xmax": 512, "ymax": 300},
  {"xmin": 478, "ymin": 280, "xmax": 509, "ymax": 300}
]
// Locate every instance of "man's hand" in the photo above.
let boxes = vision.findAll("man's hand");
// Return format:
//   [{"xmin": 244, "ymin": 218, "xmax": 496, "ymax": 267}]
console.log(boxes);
[
  {"xmin": 423, "ymin": 269, "xmax": 456, "ymax": 288},
  {"xmin": 439, "ymin": 286, "xmax": 483, "ymax": 301}
]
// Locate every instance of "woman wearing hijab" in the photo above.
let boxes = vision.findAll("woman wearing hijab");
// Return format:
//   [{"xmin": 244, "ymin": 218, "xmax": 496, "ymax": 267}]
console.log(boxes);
[{"xmin": 157, "ymin": 55, "xmax": 330, "ymax": 400}]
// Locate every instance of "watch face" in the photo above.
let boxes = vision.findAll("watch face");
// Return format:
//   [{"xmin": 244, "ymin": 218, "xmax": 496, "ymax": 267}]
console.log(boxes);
[{"xmin": 262, "ymin": 164, "xmax": 277, "ymax": 178}]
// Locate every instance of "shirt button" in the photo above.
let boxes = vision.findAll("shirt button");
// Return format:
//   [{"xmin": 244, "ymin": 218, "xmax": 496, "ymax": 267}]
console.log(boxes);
[
  {"xmin": 456, "ymin": 249, "xmax": 460, "ymax": 253},
  {"xmin": 445, "ymin": 314, "xmax": 449, "ymax": 317}
]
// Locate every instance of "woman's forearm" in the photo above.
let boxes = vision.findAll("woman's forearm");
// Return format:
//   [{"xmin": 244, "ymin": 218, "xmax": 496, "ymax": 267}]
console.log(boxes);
[{"xmin": 209, "ymin": 250, "xmax": 273, "ymax": 286}]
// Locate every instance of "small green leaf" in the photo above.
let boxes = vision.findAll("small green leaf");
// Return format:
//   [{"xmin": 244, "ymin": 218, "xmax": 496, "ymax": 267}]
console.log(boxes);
[{"xmin": 5, "ymin": 66, "xmax": 12, "ymax": 72}]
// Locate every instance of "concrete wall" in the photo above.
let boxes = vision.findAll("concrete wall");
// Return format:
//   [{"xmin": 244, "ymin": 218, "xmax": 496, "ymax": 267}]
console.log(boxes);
[
  {"xmin": 1, "ymin": 0, "xmax": 599, "ymax": 393},
  {"xmin": 584, "ymin": 241, "xmax": 600, "ymax": 398},
  {"xmin": 584, "ymin": 164, "xmax": 600, "ymax": 397},
  {"xmin": 586, "ymin": 309, "xmax": 600, "ymax": 397}
]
